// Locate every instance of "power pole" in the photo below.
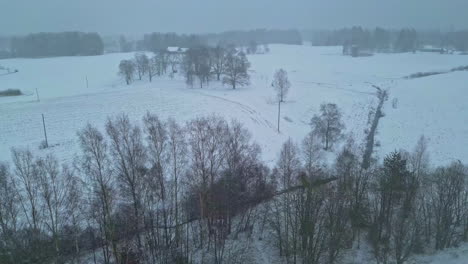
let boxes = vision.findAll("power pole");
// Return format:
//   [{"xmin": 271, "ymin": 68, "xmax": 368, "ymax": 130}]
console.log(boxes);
[
  {"xmin": 42, "ymin": 114, "xmax": 48, "ymax": 148},
  {"xmin": 36, "ymin": 88, "xmax": 40, "ymax": 102},
  {"xmin": 277, "ymin": 100, "xmax": 281, "ymax": 133},
  {"xmin": 86, "ymin": 76, "xmax": 89, "ymax": 88}
]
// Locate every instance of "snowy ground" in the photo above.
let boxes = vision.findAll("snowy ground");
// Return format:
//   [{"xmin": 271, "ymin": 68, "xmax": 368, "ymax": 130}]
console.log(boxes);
[{"xmin": 1, "ymin": 45, "xmax": 468, "ymax": 167}]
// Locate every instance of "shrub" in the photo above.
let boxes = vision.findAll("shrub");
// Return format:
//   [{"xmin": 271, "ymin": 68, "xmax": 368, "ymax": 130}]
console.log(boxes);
[{"xmin": 0, "ymin": 89, "xmax": 22, "ymax": 97}]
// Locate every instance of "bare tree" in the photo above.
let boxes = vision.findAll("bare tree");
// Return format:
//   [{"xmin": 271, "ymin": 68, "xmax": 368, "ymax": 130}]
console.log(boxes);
[
  {"xmin": 181, "ymin": 47, "xmax": 211, "ymax": 88},
  {"xmin": 223, "ymin": 120, "xmax": 262, "ymax": 234},
  {"xmin": 211, "ymin": 45, "xmax": 226, "ymax": 81},
  {"xmin": 310, "ymin": 103, "xmax": 345, "ymax": 151},
  {"xmin": 301, "ymin": 131, "xmax": 323, "ymax": 177},
  {"xmin": 106, "ymin": 115, "xmax": 146, "ymax": 256},
  {"xmin": 147, "ymin": 55, "xmax": 160, "ymax": 82},
  {"xmin": 408, "ymin": 135, "xmax": 430, "ymax": 180},
  {"xmin": 0, "ymin": 163, "xmax": 19, "ymax": 263},
  {"xmin": 271, "ymin": 139, "xmax": 302, "ymax": 263},
  {"xmin": 325, "ymin": 186, "xmax": 352, "ymax": 264},
  {"xmin": 167, "ymin": 118, "xmax": 187, "ymax": 247},
  {"xmin": 273, "ymin": 69, "xmax": 291, "ymax": 103},
  {"xmin": 11, "ymin": 148, "xmax": 41, "ymax": 231},
  {"xmin": 196, "ymin": 47, "xmax": 212, "ymax": 88},
  {"xmin": 134, "ymin": 53, "xmax": 149, "ymax": 80},
  {"xmin": 63, "ymin": 165, "xmax": 85, "ymax": 264},
  {"xmin": 181, "ymin": 49, "xmax": 196, "ymax": 87},
  {"xmin": 143, "ymin": 112, "xmax": 172, "ymax": 256},
  {"xmin": 77, "ymin": 124, "xmax": 120, "ymax": 264},
  {"xmin": 369, "ymin": 152, "xmax": 419, "ymax": 264},
  {"xmin": 430, "ymin": 162, "xmax": 466, "ymax": 250},
  {"xmin": 222, "ymin": 51, "xmax": 250, "ymax": 89},
  {"xmin": 168, "ymin": 53, "xmax": 181, "ymax": 79},
  {"xmin": 36, "ymin": 154, "xmax": 72, "ymax": 259},
  {"xmin": 119, "ymin": 59, "xmax": 135, "ymax": 85},
  {"xmin": 186, "ymin": 116, "xmax": 227, "ymax": 248},
  {"xmin": 157, "ymin": 51, "xmax": 170, "ymax": 75}
]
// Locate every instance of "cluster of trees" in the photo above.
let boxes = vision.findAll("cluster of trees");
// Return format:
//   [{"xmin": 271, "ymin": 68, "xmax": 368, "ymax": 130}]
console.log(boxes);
[
  {"xmin": 9, "ymin": 32, "xmax": 104, "ymax": 58},
  {"xmin": 264, "ymin": 100, "xmax": 468, "ymax": 264},
  {"xmin": 268, "ymin": 133, "xmax": 468, "ymax": 264},
  {"xmin": 1, "ymin": 110, "xmax": 467, "ymax": 264},
  {"xmin": 119, "ymin": 52, "xmax": 182, "ymax": 84},
  {"xmin": 119, "ymin": 45, "xmax": 251, "ymax": 90},
  {"xmin": 182, "ymin": 46, "xmax": 251, "ymax": 89},
  {"xmin": 0, "ymin": 114, "xmax": 275, "ymax": 264}
]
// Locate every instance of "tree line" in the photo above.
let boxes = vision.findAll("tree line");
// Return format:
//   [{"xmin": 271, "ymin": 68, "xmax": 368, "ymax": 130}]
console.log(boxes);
[
  {"xmin": 116, "ymin": 29, "xmax": 300, "ymax": 54},
  {"xmin": 202, "ymin": 29, "xmax": 302, "ymax": 46},
  {"xmin": 6, "ymin": 32, "xmax": 104, "ymax": 58},
  {"xmin": 305, "ymin": 27, "xmax": 468, "ymax": 53},
  {"xmin": 1, "ymin": 104, "xmax": 467, "ymax": 264},
  {"xmin": 118, "ymin": 45, "xmax": 251, "ymax": 89}
]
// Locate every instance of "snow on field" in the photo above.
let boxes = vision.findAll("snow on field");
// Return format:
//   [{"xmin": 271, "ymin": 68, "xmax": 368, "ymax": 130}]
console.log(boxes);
[
  {"xmin": 409, "ymin": 242, "xmax": 468, "ymax": 264},
  {"xmin": 1, "ymin": 45, "xmax": 468, "ymax": 167}
]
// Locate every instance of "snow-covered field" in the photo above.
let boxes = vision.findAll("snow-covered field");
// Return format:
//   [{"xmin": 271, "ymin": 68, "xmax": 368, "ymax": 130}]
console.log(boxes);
[
  {"xmin": 1, "ymin": 45, "xmax": 468, "ymax": 263},
  {"xmin": 1, "ymin": 45, "xmax": 468, "ymax": 167}
]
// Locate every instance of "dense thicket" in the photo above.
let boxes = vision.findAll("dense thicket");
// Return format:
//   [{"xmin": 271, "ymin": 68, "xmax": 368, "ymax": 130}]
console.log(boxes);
[
  {"xmin": 10, "ymin": 32, "xmax": 104, "ymax": 58},
  {"xmin": 118, "ymin": 44, "xmax": 252, "ymax": 90}
]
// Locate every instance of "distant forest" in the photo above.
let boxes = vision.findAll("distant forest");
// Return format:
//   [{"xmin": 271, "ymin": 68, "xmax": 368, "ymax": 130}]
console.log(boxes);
[
  {"xmin": 0, "ymin": 29, "xmax": 301, "ymax": 58},
  {"xmin": 2, "ymin": 32, "xmax": 104, "ymax": 58},
  {"xmin": 303, "ymin": 27, "xmax": 468, "ymax": 53},
  {"xmin": 1, "ymin": 28, "xmax": 468, "ymax": 59}
]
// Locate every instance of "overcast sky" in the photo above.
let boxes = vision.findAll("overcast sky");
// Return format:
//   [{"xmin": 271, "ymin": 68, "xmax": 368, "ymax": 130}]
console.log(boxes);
[{"xmin": 1, "ymin": 0, "xmax": 467, "ymax": 36}]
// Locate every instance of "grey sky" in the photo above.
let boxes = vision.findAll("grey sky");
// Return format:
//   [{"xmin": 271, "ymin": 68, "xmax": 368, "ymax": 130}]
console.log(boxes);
[{"xmin": 1, "ymin": 0, "xmax": 467, "ymax": 36}]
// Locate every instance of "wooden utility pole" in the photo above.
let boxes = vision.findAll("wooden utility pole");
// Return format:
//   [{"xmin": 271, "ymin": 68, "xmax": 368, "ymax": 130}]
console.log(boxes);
[
  {"xmin": 277, "ymin": 100, "xmax": 281, "ymax": 133},
  {"xmin": 42, "ymin": 114, "xmax": 48, "ymax": 148},
  {"xmin": 86, "ymin": 76, "xmax": 89, "ymax": 88},
  {"xmin": 36, "ymin": 88, "xmax": 40, "ymax": 102}
]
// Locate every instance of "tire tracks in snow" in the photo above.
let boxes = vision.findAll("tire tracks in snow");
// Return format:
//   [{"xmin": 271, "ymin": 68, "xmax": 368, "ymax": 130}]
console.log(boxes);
[
  {"xmin": 188, "ymin": 90, "xmax": 276, "ymax": 131},
  {"xmin": 293, "ymin": 80, "xmax": 376, "ymax": 95}
]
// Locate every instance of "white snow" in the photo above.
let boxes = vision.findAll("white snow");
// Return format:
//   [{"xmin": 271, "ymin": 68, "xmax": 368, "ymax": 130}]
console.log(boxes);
[{"xmin": 1, "ymin": 45, "xmax": 467, "ymax": 169}]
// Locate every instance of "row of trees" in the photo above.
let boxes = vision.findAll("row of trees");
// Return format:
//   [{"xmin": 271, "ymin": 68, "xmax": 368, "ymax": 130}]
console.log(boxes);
[
  {"xmin": 9, "ymin": 32, "xmax": 104, "ymax": 58},
  {"xmin": 119, "ymin": 45, "xmax": 252, "ymax": 90},
  {"xmin": 1, "ymin": 110, "xmax": 467, "ymax": 264}
]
